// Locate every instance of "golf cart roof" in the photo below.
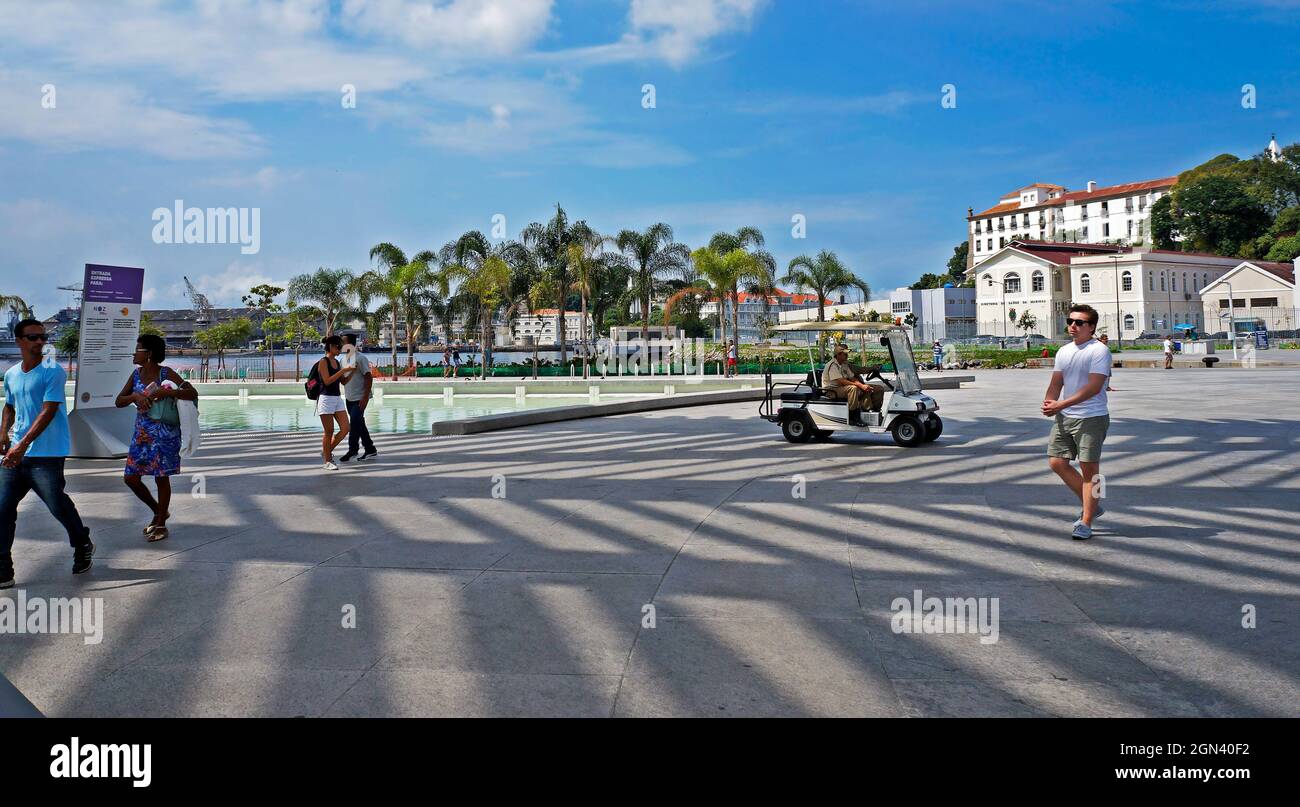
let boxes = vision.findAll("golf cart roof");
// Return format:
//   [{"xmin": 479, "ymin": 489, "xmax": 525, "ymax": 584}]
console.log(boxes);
[{"xmin": 771, "ymin": 320, "xmax": 899, "ymax": 332}]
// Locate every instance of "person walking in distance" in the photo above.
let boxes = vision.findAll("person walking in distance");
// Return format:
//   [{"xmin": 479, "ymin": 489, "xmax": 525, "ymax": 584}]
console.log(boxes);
[
  {"xmin": 1098, "ymin": 334, "xmax": 1115, "ymax": 391},
  {"xmin": 339, "ymin": 333, "xmax": 377, "ymax": 462},
  {"xmin": 932, "ymin": 340, "xmax": 944, "ymax": 372},
  {"xmin": 1042, "ymin": 304, "xmax": 1112, "ymax": 541},
  {"xmin": 115, "ymin": 333, "xmax": 198, "ymax": 542},
  {"xmin": 314, "ymin": 335, "xmax": 355, "ymax": 470},
  {"xmin": 0, "ymin": 319, "xmax": 95, "ymax": 586},
  {"xmin": 726, "ymin": 341, "xmax": 738, "ymax": 378},
  {"xmin": 443, "ymin": 345, "xmax": 453, "ymax": 379},
  {"xmin": 1163, "ymin": 335, "xmax": 1174, "ymax": 369}
]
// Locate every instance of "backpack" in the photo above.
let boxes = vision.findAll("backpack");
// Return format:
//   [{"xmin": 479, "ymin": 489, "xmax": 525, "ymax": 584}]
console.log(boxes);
[{"xmin": 304, "ymin": 360, "xmax": 322, "ymax": 400}]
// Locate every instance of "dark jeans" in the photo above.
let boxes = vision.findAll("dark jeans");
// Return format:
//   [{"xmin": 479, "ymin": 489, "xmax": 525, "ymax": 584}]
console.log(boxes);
[
  {"xmin": 346, "ymin": 399, "xmax": 375, "ymax": 454},
  {"xmin": 0, "ymin": 457, "xmax": 90, "ymax": 575}
]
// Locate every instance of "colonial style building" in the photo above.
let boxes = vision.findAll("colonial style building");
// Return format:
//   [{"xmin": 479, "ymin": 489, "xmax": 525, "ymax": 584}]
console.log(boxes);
[
  {"xmin": 967, "ymin": 177, "xmax": 1176, "ymax": 267},
  {"xmin": 509, "ymin": 309, "xmax": 590, "ymax": 346},
  {"xmin": 968, "ymin": 240, "xmax": 1250, "ymax": 339},
  {"xmin": 776, "ymin": 286, "xmax": 976, "ymax": 344},
  {"xmin": 1199, "ymin": 258, "xmax": 1298, "ymax": 335}
]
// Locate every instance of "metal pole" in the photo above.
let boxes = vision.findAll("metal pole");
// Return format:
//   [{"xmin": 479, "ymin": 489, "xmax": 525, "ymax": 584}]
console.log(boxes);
[{"xmin": 1225, "ymin": 280, "xmax": 1237, "ymax": 360}]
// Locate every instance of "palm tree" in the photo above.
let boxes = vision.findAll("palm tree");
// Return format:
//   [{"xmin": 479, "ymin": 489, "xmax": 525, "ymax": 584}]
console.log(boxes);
[
  {"xmin": 286, "ymin": 267, "xmax": 355, "ymax": 336},
  {"xmin": 781, "ymin": 250, "xmax": 870, "ymax": 322},
  {"xmin": 521, "ymin": 204, "xmax": 597, "ymax": 364},
  {"xmin": 439, "ymin": 231, "xmax": 519, "ymax": 380},
  {"xmin": 1, "ymin": 294, "xmax": 33, "ymax": 322},
  {"xmin": 357, "ymin": 243, "xmax": 427, "ymax": 379},
  {"xmin": 615, "ymin": 223, "xmax": 690, "ymax": 347},
  {"xmin": 567, "ymin": 228, "xmax": 622, "ymax": 379}
]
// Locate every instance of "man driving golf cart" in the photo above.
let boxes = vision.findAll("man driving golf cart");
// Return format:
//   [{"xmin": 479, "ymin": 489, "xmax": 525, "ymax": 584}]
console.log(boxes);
[{"xmin": 822, "ymin": 343, "xmax": 885, "ymax": 426}]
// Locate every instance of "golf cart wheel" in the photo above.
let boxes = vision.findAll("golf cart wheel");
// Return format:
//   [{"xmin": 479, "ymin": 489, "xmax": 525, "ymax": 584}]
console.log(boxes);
[
  {"xmin": 811, "ymin": 428, "xmax": 834, "ymax": 441},
  {"xmin": 781, "ymin": 415, "xmax": 813, "ymax": 443},
  {"xmin": 924, "ymin": 415, "xmax": 943, "ymax": 442},
  {"xmin": 890, "ymin": 415, "xmax": 925, "ymax": 447}
]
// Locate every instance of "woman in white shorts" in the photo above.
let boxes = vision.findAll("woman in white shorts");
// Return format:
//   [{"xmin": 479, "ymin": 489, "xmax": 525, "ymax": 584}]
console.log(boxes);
[{"xmin": 315, "ymin": 335, "xmax": 355, "ymax": 470}]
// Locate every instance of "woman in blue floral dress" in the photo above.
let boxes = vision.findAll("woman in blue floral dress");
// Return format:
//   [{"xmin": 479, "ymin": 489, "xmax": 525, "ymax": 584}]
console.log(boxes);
[{"xmin": 114, "ymin": 334, "xmax": 198, "ymax": 541}]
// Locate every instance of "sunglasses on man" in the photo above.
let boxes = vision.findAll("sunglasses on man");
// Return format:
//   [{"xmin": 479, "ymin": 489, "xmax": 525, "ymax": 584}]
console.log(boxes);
[
  {"xmin": 19, "ymin": 333, "xmax": 48, "ymax": 341},
  {"xmin": 1066, "ymin": 318, "xmax": 1093, "ymax": 328}
]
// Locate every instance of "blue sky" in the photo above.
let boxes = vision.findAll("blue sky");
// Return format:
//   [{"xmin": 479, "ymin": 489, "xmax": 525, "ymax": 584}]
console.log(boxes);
[{"xmin": 1, "ymin": 0, "xmax": 1297, "ymax": 317}]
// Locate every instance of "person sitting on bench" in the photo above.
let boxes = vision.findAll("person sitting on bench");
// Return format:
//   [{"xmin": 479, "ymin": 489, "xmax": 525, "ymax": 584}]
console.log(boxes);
[{"xmin": 822, "ymin": 343, "xmax": 884, "ymax": 426}]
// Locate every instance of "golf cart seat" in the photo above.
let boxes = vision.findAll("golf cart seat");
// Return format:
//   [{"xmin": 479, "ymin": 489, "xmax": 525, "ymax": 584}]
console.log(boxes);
[{"xmin": 779, "ymin": 370, "xmax": 840, "ymax": 403}]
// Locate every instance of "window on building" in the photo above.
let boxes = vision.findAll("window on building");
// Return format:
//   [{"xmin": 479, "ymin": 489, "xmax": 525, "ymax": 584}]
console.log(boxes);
[
  {"xmin": 1160, "ymin": 273, "xmax": 1165, "ymax": 291},
  {"xmin": 1080, "ymin": 273, "xmax": 1091, "ymax": 293},
  {"xmin": 1171, "ymin": 273, "xmax": 1177, "ymax": 291},
  {"xmin": 1011, "ymin": 216, "xmax": 1018, "ymax": 230},
  {"xmin": 1004, "ymin": 273, "xmax": 1021, "ymax": 293},
  {"xmin": 1082, "ymin": 225, "xmax": 1089, "ymax": 240},
  {"xmin": 1123, "ymin": 314, "xmax": 1134, "ymax": 331},
  {"xmin": 1031, "ymin": 270, "xmax": 1044, "ymax": 292},
  {"xmin": 999, "ymin": 237, "xmax": 1005, "ymax": 248},
  {"xmin": 987, "ymin": 238, "xmax": 993, "ymax": 250},
  {"xmin": 1251, "ymin": 297, "xmax": 1279, "ymax": 307},
  {"xmin": 1103, "ymin": 223, "xmax": 1110, "ymax": 237},
  {"xmin": 1023, "ymin": 213, "xmax": 1030, "ymax": 226},
  {"xmin": 1054, "ymin": 272, "xmax": 1062, "ymax": 292},
  {"xmin": 1121, "ymin": 270, "xmax": 1133, "ymax": 292},
  {"xmin": 1149, "ymin": 273, "xmax": 1154, "ymax": 291},
  {"xmin": 1127, "ymin": 220, "xmax": 1133, "ymax": 236}
]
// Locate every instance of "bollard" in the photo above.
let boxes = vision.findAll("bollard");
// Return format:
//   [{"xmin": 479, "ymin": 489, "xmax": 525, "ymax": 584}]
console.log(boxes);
[
  {"xmin": 589, "ymin": 385, "xmax": 599, "ymax": 404},
  {"xmin": 664, "ymin": 384, "xmax": 675, "ymax": 396},
  {"xmin": 375, "ymin": 387, "xmax": 384, "ymax": 407},
  {"xmin": 515, "ymin": 385, "xmax": 526, "ymax": 402},
  {"xmin": 443, "ymin": 387, "xmax": 453, "ymax": 405}
]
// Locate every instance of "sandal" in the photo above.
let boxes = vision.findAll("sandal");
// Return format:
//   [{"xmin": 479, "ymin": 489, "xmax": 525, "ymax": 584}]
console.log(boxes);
[
  {"xmin": 143, "ymin": 512, "xmax": 171, "ymax": 536},
  {"xmin": 147, "ymin": 526, "xmax": 169, "ymax": 543}
]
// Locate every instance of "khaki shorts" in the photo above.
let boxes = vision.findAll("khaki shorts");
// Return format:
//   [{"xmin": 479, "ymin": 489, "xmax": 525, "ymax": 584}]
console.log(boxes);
[{"xmin": 1048, "ymin": 414, "xmax": 1109, "ymax": 463}]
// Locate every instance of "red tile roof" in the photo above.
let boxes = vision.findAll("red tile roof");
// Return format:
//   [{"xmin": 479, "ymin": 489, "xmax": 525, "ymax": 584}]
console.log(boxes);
[
  {"xmin": 1014, "ymin": 182, "xmax": 1066, "ymax": 192},
  {"xmin": 970, "ymin": 200, "xmax": 1027, "ymax": 218},
  {"xmin": 1056, "ymin": 177, "xmax": 1176, "ymax": 204},
  {"xmin": 1247, "ymin": 261, "xmax": 1295, "ymax": 284}
]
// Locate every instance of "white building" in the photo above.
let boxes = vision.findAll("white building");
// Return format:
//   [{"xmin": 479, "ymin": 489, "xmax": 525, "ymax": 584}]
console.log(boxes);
[
  {"xmin": 968, "ymin": 177, "xmax": 1176, "ymax": 267},
  {"xmin": 776, "ymin": 286, "xmax": 976, "ymax": 343},
  {"xmin": 510, "ymin": 309, "xmax": 590, "ymax": 346},
  {"xmin": 1199, "ymin": 258, "xmax": 1299, "ymax": 335},
  {"xmin": 969, "ymin": 239, "xmax": 1249, "ymax": 339}
]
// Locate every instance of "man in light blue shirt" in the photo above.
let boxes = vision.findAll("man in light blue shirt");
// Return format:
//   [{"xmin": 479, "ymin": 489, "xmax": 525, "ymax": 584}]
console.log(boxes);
[{"xmin": 1, "ymin": 319, "xmax": 94, "ymax": 587}]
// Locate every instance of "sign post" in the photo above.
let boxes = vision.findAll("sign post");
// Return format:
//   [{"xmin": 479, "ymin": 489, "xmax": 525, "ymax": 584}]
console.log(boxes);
[{"xmin": 67, "ymin": 264, "xmax": 145, "ymax": 458}]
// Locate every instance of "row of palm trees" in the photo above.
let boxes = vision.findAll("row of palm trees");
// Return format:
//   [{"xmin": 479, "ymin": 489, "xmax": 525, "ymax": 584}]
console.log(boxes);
[{"xmin": 284, "ymin": 205, "xmax": 872, "ymax": 379}]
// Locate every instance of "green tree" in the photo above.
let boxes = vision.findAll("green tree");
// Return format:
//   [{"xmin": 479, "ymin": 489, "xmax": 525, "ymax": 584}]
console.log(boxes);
[
  {"xmin": 282, "ymin": 302, "xmax": 322, "ymax": 378},
  {"xmin": 781, "ymin": 250, "xmax": 869, "ymax": 322},
  {"xmin": 56, "ymin": 322, "xmax": 79, "ymax": 375},
  {"xmin": 438, "ymin": 231, "xmax": 528, "ymax": 379},
  {"xmin": 1170, "ymin": 173, "xmax": 1271, "ymax": 255},
  {"xmin": 139, "ymin": 312, "xmax": 165, "ymax": 338},
  {"xmin": 195, "ymin": 318, "xmax": 252, "ymax": 378},
  {"xmin": 614, "ymin": 223, "xmax": 690, "ymax": 346},
  {"xmin": 947, "ymin": 241, "xmax": 970, "ymax": 280},
  {"xmin": 1016, "ymin": 309, "xmax": 1038, "ymax": 336},
  {"xmin": 521, "ymin": 204, "xmax": 594, "ymax": 364},
  {"xmin": 242, "ymin": 283, "xmax": 285, "ymax": 381},
  {"xmin": 287, "ymin": 267, "xmax": 355, "ymax": 336},
  {"xmin": 357, "ymin": 243, "xmax": 437, "ymax": 377}
]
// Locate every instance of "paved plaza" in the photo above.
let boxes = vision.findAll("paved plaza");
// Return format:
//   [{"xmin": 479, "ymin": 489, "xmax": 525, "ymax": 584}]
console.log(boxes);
[{"xmin": 2, "ymin": 367, "xmax": 1298, "ymax": 717}]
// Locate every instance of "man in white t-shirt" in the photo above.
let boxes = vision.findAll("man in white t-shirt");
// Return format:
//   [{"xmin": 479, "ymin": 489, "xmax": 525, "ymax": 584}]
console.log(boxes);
[
  {"xmin": 1043, "ymin": 304, "xmax": 1112, "ymax": 540},
  {"xmin": 1163, "ymin": 336, "xmax": 1174, "ymax": 369},
  {"xmin": 339, "ymin": 333, "xmax": 377, "ymax": 462}
]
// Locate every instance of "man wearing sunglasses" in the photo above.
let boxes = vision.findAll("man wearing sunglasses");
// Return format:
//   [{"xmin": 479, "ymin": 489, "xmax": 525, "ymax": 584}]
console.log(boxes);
[
  {"xmin": 0, "ymin": 319, "xmax": 94, "ymax": 588},
  {"xmin": 1042, "ymin": 304, "xmax": 1112, "ymax": 540}
]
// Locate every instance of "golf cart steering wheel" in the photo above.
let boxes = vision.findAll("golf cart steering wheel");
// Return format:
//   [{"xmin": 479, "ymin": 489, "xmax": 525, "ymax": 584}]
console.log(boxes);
[{"xmin": 862, "ymin": 367, "xmax": 893, "ymax": 390}]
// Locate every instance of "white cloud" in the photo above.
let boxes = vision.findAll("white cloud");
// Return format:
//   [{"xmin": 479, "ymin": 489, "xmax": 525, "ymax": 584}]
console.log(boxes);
[
  {"xmin": 0, "ymin": 70, "xmax": 262, "ymax": 159},
  {"xmin": 193, "ymin": 262, "xmax": 286, "ymax": 301},
  {"xmin": 340, "ymin": 0, "xmax": 554, "ymax": 53},
  {"xmin": 203, "ymin": 166, "xmax": 300, "ymax": 191},
  {"xmin": 629, "ymin": 0, "xmax": 767, "ymax": 65}
]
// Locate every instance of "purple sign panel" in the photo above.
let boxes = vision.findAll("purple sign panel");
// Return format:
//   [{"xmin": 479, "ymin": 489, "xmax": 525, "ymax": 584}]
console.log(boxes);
[{"xmin": 83, "ymin": 264, "xmax": 145, "ymax": 304}]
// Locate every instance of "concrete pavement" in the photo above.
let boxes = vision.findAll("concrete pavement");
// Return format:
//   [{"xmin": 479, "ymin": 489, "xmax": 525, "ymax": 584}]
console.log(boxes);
[{"xmin": 2, "ymin": 367, "xmax": 1297, "ymax": 716}]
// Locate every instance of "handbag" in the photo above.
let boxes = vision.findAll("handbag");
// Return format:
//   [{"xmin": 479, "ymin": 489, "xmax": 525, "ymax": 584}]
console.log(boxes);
[{"xmin": 148, "ymin": 396, "xmax": 181, "ymax": 426}]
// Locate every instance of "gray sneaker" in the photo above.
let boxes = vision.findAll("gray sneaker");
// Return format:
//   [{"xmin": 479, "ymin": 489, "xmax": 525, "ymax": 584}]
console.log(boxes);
[
  {"xmin": 1071, "ymin": 520, "xmax": 1093, "ymax": 541},
  {"xmin": 1080, "ymin": 503, "xmax": 1105, "ymax": 522}
]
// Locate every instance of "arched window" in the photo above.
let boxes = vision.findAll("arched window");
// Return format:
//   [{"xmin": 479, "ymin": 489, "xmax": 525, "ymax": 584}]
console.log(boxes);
[
  {"xmin": 1121, "ymin": 270, "xmax": 1133, "ymax": 292},
  {"xmin": 1004, "ymin": 272, "xmax": 1021, "ymax": 293},
  {"xmin": 1123, "ymin": 314, "xmax": 1134, "ymax": 331},
  {"xmin": 1171, "ymin": 273, "xmax": 1177, "ymax": 291},
  {"xmin": 1031, "ymin": 270, "xmax": 1044, "ymax": 292},
  {"xmin": 1160, "ymin": 272, "xmax": 1166, "ymax": 291},
  {"xmin": 1080, "ymin": 273, "xmax": 1091, "ymax": 293}
]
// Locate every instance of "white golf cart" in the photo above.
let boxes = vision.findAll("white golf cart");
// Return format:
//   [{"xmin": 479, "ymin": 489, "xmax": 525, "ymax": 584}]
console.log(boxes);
[{"xmin": 758, "ymin": 321, "xmax": 942, "ymax": 447}]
